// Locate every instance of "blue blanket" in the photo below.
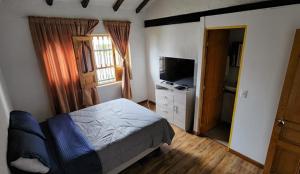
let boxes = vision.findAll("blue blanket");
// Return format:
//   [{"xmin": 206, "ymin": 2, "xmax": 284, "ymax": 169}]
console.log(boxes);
[{"xmin": 48, "ymin": 114, "xmax": 102, "ymax": 174}]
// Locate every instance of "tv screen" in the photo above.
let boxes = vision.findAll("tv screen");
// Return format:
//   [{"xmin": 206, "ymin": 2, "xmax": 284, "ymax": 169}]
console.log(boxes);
[{"xmin": 159, "ymin": 57, "xmax": 195, "ymax": 87}]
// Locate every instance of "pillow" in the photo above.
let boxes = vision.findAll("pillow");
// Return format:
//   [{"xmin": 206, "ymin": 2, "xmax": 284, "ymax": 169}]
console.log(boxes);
[
  {"xmin": 7, "ymin": 129, "xmax": 51, "ymax": 173},
  {"xmin": 9, "ymin": 110, "xmax": 46, "ymax": 140},
  {"xmin": 11, "ymin": 157, "xmax": 49, "ymax": 173}
]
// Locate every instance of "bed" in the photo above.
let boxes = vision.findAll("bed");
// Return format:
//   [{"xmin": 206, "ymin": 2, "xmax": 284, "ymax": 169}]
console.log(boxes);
[{"xmin": 7, "ymin": 99, "xmax": 175, "ymax": 174}]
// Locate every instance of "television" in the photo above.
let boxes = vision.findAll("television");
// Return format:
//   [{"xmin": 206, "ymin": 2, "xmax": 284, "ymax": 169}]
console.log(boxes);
[{"xmin": 159, "ymin": 57, "xmax": 195, "ymax": 87}]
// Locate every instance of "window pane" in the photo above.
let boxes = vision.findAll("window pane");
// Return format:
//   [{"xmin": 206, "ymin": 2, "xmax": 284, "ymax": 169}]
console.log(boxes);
[
  {"xmin": 96, "ymin": 68, "xmax": 116, "ymax": 85},
  {"xmin": 92, "ymin": 35, "xmax": 117, "ymax": 85}
]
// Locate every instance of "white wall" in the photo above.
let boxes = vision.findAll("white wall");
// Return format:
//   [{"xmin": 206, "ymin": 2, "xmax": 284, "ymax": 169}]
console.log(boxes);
[
  {"xmin": 98, "ymin": 82, "xmax": 122, "ymax": 103},
  {"xmin": 0, "ymin": 68, "xmax": 11, "ymax": 174},
  {"xmin": 203, "ymin": 5, "xmax": 300, "ymax": 164},
  {"xmin": 144, "ymin": 21, "xmax": 206, "ymax": 133},
  {"xmin": 0, "ymin": 0, "xmax": 148, "ymax": 121},
  {"xmin": 145, "ymin": 22, "xmax": 203, "ymax": 102},
  {"xmin": 144, "ymin": 1, "xmax": 300, "ymax": 164}
]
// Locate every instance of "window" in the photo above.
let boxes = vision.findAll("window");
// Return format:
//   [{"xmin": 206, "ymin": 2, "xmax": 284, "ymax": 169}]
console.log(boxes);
[{"xmin": 92, "ymin": 35, "xmax": 122, "ymax": 85}]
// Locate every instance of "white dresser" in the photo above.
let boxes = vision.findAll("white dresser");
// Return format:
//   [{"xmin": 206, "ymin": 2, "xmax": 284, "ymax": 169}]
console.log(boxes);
[{"xmin": 155, "ymin": 83, "xmax": 195, "ymax": 131}]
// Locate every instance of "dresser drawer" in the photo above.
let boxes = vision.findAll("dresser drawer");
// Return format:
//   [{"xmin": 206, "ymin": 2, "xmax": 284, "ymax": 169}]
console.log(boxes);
[
  {"xmin": 156, "ymin": 90, "xmax": 173, "ymax": 105},
  {"xmin": 157, "ymin": 102, "xmax": 173, "ymax": 109},
  {"xmin": 174, "ymin": 92, "xmax": 186, "ymax": 106},
  {"xmin": 173, "ymin": 106, "xmax": 185, "ymax": 123},
  {"xmin": 156, "ymin": 106, "xmax": 173, "ymax": 123}
]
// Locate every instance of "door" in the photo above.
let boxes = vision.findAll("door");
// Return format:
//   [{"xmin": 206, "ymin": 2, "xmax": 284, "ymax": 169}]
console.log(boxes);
[
  {"xmin": 200, "ymin": 29, "xmax": 230, "ymax": 133},
  {"xmin": 173, "ymin": 92, "xmax": 186, "ymax": 130},
  {"xmin": 264, "ymin": 29, "xmax": 300, "ymax": 174}
]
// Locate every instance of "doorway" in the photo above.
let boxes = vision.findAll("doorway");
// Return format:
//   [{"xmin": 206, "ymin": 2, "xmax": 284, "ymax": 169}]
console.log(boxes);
[{"xmin": 199, "ymin": 26, "xmax": 247, "ymax": 146}]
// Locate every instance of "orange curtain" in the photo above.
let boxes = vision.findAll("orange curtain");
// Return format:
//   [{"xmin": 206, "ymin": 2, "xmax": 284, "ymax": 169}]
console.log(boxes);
[
  {"xmin": 103, "ymin": 20, "xmax": 132, "ymax": 99},
  {"xmin": 28, "ymin": 16, "xmax": 99, "ymax": 114}
]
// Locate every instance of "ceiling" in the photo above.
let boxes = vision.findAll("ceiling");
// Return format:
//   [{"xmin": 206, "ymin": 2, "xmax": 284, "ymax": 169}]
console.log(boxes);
[
  {"xmin": 0, "ymin": 0, "xmax": 155, "ymax": 11},
  {"xmin": 42, "ymin": 0, "xmax": 155, "ymax": 10}
]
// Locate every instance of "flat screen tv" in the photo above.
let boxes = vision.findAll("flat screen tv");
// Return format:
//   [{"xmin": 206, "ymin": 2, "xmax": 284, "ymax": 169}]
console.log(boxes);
[{"xmin": 159, "ymin": 57, "xmax": 195, "ymax": 87}]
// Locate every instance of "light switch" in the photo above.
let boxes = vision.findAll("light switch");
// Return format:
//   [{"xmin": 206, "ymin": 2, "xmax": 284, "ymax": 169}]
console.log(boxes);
[{"xmin": 240, "ymin": 90, "xmax": 248, "ymax": 98}]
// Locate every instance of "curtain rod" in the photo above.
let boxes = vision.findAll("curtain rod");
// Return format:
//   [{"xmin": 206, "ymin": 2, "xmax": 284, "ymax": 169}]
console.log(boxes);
[{"xmin": 24, "ymin": 16, "xmax": 133, "ymax": 23}]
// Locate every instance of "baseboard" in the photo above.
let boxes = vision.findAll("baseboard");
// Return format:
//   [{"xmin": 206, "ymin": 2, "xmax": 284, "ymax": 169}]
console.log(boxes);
[
  {"xmin": 228, "ymin": 148, "xmax": 264, "ymax": 169},
  {"xmin": 192, "ymin": 130, "xmax": 201, "ymax": 136}
]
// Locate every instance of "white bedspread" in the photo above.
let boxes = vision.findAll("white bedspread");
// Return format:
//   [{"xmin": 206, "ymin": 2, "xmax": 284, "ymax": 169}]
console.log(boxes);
[{"xmin": 69, "ymin": 99, "xmax": 175, "ymax": 173}]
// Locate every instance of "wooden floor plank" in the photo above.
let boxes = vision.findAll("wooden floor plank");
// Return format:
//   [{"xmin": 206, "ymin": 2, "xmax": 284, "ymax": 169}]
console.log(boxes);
[{"xmin": 122, "ymin": 102, "xmax": 263, "ymax": 174}]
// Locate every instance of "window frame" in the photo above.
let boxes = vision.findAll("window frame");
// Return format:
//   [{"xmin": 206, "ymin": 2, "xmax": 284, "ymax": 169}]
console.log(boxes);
[{"xmin": 91, "ymin": 34, "xmax": 122, "ymax": 86}]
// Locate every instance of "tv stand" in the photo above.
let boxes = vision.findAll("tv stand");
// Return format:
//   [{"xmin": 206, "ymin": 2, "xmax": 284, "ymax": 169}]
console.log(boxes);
[{"xmin": 155, "ymin": 83, "xmax": 195, "ymax": 131}]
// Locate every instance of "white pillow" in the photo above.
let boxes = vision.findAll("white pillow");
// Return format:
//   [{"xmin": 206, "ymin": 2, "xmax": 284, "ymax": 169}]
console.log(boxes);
[{"xmin": 10, "ymin": 157, "xmax": 50, "ymax": 173}]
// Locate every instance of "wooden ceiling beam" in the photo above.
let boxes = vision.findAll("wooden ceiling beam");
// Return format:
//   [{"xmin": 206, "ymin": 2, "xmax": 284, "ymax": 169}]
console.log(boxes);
[
  {"xmin": 81, "ymin": 0, "xmax": 90, "ymax": 8},
  {"xmin": 113, "ymin": 0, "xmax": 125, "ymax": 11},
  {"xmin": 45, "ymin": 0, "xmax": 53, "ymax": 6},
  {"xmin": 145, "ymin": 0, "xmax": 300, "ymax": 27},
  {"xmin": 136, "ymin": 0, "xmax": 150, "ymax": 13}
]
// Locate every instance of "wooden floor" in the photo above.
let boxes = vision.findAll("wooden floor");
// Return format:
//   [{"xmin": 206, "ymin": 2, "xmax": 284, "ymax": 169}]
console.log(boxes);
[{"xmin": 121, "ymin": 101, "xmax": 263, "ymax": 174}]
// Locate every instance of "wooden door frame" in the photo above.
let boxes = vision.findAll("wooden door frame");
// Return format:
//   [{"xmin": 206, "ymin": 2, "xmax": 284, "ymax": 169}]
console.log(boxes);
[{"xmin": 197, "ymin": 25, "xmax": 248, "ymax": 149}]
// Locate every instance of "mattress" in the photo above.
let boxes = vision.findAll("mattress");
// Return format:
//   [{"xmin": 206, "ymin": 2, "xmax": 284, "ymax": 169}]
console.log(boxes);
[{"xmin": 70, "ymin": 99, "xmax": 175, "ymax": 173}]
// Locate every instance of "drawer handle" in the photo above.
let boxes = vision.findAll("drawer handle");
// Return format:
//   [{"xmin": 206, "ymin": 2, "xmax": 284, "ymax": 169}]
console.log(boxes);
[{"xmin": 174, "ymin": 106, "xmax": 178, "ymax": 113}]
